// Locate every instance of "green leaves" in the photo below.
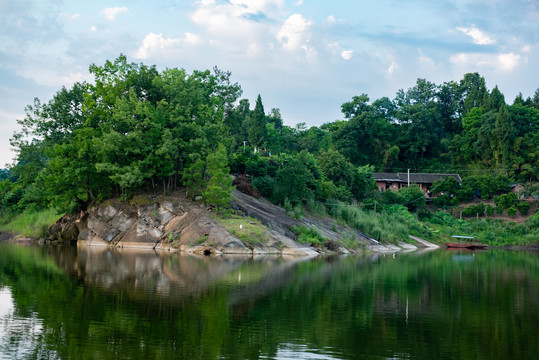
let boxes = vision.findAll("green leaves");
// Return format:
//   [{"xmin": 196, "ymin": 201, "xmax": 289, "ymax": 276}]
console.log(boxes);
[
  {"xmin": 204, "ymin": 144, "xmax": 233, "ymax": 207},
  {"xmin": 7, "ymin": 56, "xmax": 243, "ymax": 212}
]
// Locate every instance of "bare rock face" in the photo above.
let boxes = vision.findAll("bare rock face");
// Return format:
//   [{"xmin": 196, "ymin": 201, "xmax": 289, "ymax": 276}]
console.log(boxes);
[
  {"xmin": 55, "ymin": 194, "xmax": 255, "ymax": 254},
  {"xmin": 231, "ymin": 190, "xmax": 301, "ymax": 239},
  {"xmin": 51, "ymin": 190, "xmax": 374, "ymax": 256},
  {"xmin": 87, "ymin": 215, "xmax": 120, "ymax": 242}
]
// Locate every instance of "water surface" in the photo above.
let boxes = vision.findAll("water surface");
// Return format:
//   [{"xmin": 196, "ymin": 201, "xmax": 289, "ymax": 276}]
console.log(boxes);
[{"xmin": 0, "ymin": 244, "xmax": 537, "ymax": 359}]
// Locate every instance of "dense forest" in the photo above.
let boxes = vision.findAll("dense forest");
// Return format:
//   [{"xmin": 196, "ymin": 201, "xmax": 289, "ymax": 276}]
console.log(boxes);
[{"xmin": 1, "ymin": 55, "xmax": 539, "ymax": 241}]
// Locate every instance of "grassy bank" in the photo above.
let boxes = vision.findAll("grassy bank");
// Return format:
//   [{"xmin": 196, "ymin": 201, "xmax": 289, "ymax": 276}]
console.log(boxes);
[
  {"xmin": 211, "ymin": 210, "xmax": 269, "ymax": 248},
  {"xmin": 312, "ymin": 202, "xmax": 438, "ymax": 245},
  {"xmin": 424, "ymin": 211, "xmax": 539, "ymax": 246},
  {"xmin": 0, "ymin": 208, "xmax": 63, "ymax": 239},
  {"xmin": 307, "ymin": 200, "xmax": 539, "ymax": 247}
]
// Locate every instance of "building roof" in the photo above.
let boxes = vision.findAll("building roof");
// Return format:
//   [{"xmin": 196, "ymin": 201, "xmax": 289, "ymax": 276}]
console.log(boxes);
[
  {"xmin": 372, "ymin": 172, "xmax": 402, "ymax": 181},
  {"xmin": 373, "ymin": 172, "xmax": 462, "ymax": 184}
]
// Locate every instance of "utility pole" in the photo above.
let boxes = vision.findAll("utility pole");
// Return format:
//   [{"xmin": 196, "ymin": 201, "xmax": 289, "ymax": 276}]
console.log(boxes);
[{"xmin": 407, "ymin": 168, "xmax": 410, "ymax": 187}]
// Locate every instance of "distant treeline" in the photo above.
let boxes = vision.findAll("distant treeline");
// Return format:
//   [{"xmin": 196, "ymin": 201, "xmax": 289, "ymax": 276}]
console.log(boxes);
[{"xmin": 1, "ymin": 55, "xmax": 538, "ymax": 214}]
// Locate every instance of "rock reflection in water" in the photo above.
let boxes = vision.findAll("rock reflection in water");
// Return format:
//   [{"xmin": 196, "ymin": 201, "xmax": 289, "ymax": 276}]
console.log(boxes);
[{"xmin": 66, "ymin": 247, "xmax": 312, "ymax": 304}]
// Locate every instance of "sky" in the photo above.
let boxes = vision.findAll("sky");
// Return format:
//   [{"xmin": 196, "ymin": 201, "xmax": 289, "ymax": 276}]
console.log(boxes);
[{"xmin": 1, "ymin": 0, "xmax": 538, "ymax": 167}]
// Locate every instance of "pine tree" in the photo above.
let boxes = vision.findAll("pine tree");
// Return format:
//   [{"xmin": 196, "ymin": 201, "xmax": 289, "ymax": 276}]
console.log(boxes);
[{"xmin": 248, "ymin": 94, "xmax": 267, "ymax": 146}]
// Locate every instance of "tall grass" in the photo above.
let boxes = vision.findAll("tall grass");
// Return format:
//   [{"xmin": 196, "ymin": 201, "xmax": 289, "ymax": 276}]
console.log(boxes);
[
  {"xmin": 291, "ymin": 225, "xmax": 327, "ymax": 246},
  {"xmin": 328, "ymin": 202, "xmax": 433, "ymax": 244},
  {"xmin": 0, "ymin": 208, "xmax": 63, "ymax": 238},
  {"xmin": 424, "ymin": 211, "xmax": 539, "ymax": 245}
]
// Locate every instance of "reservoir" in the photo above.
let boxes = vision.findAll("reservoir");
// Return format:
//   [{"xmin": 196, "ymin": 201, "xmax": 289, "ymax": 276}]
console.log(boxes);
[{"xmin": 0, "ymin": 243, "xmax": 537, "ymax": 359}]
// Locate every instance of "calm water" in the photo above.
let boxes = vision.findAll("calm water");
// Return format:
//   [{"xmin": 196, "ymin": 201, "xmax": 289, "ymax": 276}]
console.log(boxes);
[{"xmin": 0, "ymin": 244, "xmax": 537, "ymax": 360}]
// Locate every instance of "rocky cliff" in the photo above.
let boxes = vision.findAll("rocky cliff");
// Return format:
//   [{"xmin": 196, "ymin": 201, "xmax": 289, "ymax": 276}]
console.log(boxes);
[{"xmin": 49, "ymin": 190, "xmax": 421, "ymax": 255}]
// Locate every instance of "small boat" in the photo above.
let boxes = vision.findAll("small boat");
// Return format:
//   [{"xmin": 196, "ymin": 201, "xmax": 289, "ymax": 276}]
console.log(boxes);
[{"xmin": 445, "ymin": 235, "xmax": 487, "ymax": 250}]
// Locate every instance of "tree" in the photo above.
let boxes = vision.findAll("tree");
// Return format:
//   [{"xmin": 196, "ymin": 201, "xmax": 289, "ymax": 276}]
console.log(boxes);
[
  {"xmin": 485, "ymin": 85, "xmax": 505, "ymax": 112},
  {"xmin": 341, "ymin": 94, "xmax": 371, "ymax": 119},
  {"xmin": 394, "ymin": 79, "xmax": 443, "ymax": 167},
  {"xmin": 247, "ymin": 94, "xmax": 267, "ymax": 146},
  {"xmin": 273, "ymin": 151, "xmax": 321, "ymax": 205},
  {"xmin": 437, "ymin": 81, "xmax": 461, "ymax": 134},
  {"xmin": 458, "ymin": 72, "xmax": 488, "ymax": 116},
  {"xmin": 493, "ymin": 106, "xmax": 516, "ymax": 167},
  {"xmin": 204, "ymin": 144, "xmax": 233, "ymax": 207},
  {"xmin": 332, "ymin": 102, "xmax": 394, "ymax": 167},
  {"xmin": 183, "ymin": 158, "xmax": 206, "ymax": 199},
  {"xmin": 532, "ymin": 88, "xmax": 539, "ymax": 109}
]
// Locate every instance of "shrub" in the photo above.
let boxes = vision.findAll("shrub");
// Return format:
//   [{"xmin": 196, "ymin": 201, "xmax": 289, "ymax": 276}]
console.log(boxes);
[
  {"xmin": 246, "ymin": 156, "xmax": 269, "ymax": 177},
  {"xmin": 431, "ymin": 177, "xmax": 460, "ymax": 196},
  {"xmin": 291, "ymin": 225, "xmax": 327, "ymax": 246},
  {"xmin": 251, "ymin": 176, "xmax": 275, "ymax": 198},
  {"xmin": 507, "ymin": 206, "xmax": 517, "ymax": 217},
  {"xmin": 462, "ymin": 205, "xmax": 476, "ymax": 217},
  {"xmin": 434, "ymin": 193, "xmax": 451, "ymax": 207},
  {"xmin": 475, "ymin": 203, "xmax": 485, "ymax": 216},
  {"xmin": 517, "ymin": 201, "xmax": 531, "ymax": 215},
  {"xmin": 485, "ymin": 204, "xmax": 494, "ymax": 216},
  {"xmin": 462, "ymin": 203, "xmax": 486, "ymax": 217},
  {"xmin": 398, "ymin": 185, "xmax": 426, "ymax": 212},
  {"xmin": 494, "ymin": 193, "xmax": 518, "ymax": 210}
]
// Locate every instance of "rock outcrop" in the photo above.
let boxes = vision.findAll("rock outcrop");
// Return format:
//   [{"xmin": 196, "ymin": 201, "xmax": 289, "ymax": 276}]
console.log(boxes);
[
  {"xmin": 49, "ymin": 192, "xmax": 323, "ymax": 255},
  {"xmin": 49, "ymin": 190, "xmax": 423, "ymax": 255}
]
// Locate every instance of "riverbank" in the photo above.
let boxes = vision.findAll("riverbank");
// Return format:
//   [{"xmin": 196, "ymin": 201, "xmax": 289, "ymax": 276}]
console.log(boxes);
[
  {"xmin": 40, "ymin": 189, "xmax": 441, "ymax": 255},
  {"xmin": 0, "ymin": 208, "xmax": 63, "ymax": 241},
  {"xmin": 5, "ymin": 189, "xmax": 537, "ymax": 253}
]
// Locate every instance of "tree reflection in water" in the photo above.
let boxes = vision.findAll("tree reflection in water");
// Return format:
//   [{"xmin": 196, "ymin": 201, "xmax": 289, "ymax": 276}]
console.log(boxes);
[{"xmin": 0, "ymin": 243, "xmax": 538, "ymax": 360}]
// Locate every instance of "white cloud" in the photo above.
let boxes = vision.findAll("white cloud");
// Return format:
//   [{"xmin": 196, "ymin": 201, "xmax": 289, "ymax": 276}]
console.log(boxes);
[
  {"xmin": 327, "ymin": 43, "xmax": 353, "ymax": 61},
  {"xmin": 90, "ymin": 26, "xmax": 97, "ymax": 32},
  {"xmin": 456, "ymin": 25, "xmax": 495, "ymax": 45},
  {"xmin": 60, "ymin": 72, "xmax": 90, "ymax": 85},
  {"xmin": 99, "ymin": 7, "xmax": 128, "ymax": 21},
  {"xmin": 188, "ymin": 0, "xmax": 298, "ymax": 58},
  {"xmin": 277, "ymin": 13, "xmax": 312, "ymax": 50},
  {"xmin": 522, "ymin": 45, "xmax": 531, "ymax": 53},
  {"xmin": 134, "ymin": 32, "xmax": 205, "ymax": 59},
  {"xmin": 184, "ymin": 32, "xmax": 203, "ymax": 45},
  {"xmin": 134, "ymin": 33, "xmax": 182, "ymax": 59},
  {"xmin": 449, "ymin": 52, "xmax": 521, "ymax": 71},
  {"xmin": 191, "ymin": 2, "xmax": 259, "ymax": 36},
  {"xmin": 498, "ymin": 53, "xmax": 521, "ymax": 71},
  {"xmin": 229, "ymin": 0, "xmax": 284, "ymax": 14},
  {"xmin": 418, "ymin": 53, "xmax": 434, "ymax": 64},
  {"xmin": 381, "ymin": 51, "xmax": 399, "ymax": 77},
  {"xmin": 387, "ymin": 61, "xmax": 398, "ymax": 76},
  {"xmin": 341, "ymin": 50, "xmax": 353, "ymax": 60},
  {"xmin": 326, "ymin": 15, "xmax": 345, "ymax": 24}
]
